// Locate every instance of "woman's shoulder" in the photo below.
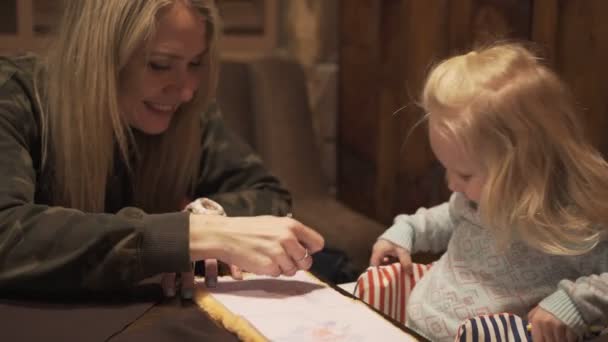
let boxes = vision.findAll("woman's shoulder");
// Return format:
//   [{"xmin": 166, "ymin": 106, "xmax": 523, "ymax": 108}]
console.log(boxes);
[
  {"xmin": 0, "ymin": 54, "xmax": 42, "ymax": 141},
  {"xmin": 0, "ymin": 53, "xmax": 38, "ymax": 89}
]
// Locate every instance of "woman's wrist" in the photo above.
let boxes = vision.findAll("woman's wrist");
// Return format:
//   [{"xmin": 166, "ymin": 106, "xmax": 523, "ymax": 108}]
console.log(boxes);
[{"xmin": 188, "ymin": 213, "xmax": 227, "ymax": 262}]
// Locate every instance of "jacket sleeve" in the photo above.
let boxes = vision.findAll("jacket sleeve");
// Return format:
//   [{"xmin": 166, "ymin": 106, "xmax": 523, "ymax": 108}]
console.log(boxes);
[
  {"xmin": 194, "ymin": 104, "xmax": 292, "ymax": 216},
  {"xmin": 0, "ymin": 68, "xmax": 192, "ymax": 295},
  {"xmin": 378, "ymin": 193, "xmax": 462, "ymax": 254}
]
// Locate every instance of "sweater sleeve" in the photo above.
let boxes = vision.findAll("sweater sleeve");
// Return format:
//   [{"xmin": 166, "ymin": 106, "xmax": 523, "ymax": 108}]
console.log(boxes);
[
  {"xmin": 194, "ymin": 103, "xmax": 292, "ymax": 217},
  {"xmin": 378, "ymin": 192, "xmax": 462, "ymax": 254},
  {"xmin": 0, "ymin": 61, "xmax": 191, "ymax": 295},
  {"xmin": 539, "ymin": 273, "xmax": 608, "ymax": 336}
]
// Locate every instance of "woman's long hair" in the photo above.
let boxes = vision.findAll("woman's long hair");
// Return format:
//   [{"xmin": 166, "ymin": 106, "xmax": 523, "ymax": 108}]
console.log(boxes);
[
  {"xmin": 422, "ymin": 42, "xmax": 608, "ymax": 255},
  {"xmin": 36, "ymin": 0, "xmax": 221, "ymax": 213}
]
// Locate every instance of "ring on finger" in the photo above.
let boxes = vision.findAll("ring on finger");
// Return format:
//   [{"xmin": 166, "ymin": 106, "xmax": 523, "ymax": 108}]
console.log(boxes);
[{"xmin": 296, "ymin": 249, "xmax": 309, "ymax": 263}]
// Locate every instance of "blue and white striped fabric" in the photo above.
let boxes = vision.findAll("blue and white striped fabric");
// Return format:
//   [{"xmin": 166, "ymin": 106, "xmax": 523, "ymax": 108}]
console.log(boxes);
[
  {"xmin": 456, "ymin": 313, "xmax": 607, "ymax": 341},
  {"xmin": 456, "ymin": 313, "xmax": 532, "ymax": 342}
]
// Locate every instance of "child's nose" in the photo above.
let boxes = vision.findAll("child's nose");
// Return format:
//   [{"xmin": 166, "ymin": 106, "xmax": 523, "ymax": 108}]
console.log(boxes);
[{"xmin": 447, "ymin": 174, "xmax": 462, "ymax": 193}]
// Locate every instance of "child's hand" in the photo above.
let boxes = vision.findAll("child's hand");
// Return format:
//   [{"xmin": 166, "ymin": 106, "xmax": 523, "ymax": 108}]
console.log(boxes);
[
  {"xmin": 527, "ymin": 305, "xmax": 578, "ymax": 342},
  {"xmin": 369, "ymin": 239, "xmax": 412, "ymax": 273}
]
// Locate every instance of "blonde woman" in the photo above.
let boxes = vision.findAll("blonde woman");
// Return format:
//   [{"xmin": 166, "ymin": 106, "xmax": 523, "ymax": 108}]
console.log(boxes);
[
  {"xmin": 369, "ymin": 43, "xmax": 608, "ymax": 342},
  {"xmin": 0, "ymin": 0, "xmax": 323, "ymax": 297}
]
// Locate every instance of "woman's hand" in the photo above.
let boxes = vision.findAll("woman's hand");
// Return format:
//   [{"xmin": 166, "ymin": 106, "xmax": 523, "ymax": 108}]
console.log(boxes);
[
  {"xmin": 161, "ymin": 271, "xmax": 195, "ymax": 299},
  {"xmin": 369, "ymin": 239, "xmax": 412, "ymax": 272},
  {"xmin": 189, "ymin": 215, "xmax": 324, "ymax": 277},
  {"xmin": 161, "ymin": 263, "xmax": 244, "ymax": 299},
  {"xmin": 225, "ymin": 264, "xmax": 242, "ymax": 279},
  {"xmin": 528, "ymin": 306, "xmax": 578, "ymax": 342}
]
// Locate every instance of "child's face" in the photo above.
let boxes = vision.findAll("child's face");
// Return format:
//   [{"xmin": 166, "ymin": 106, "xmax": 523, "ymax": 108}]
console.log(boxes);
[{"xmin": 429, "ymin": 122, "xmax": 486, "ymax": 204}]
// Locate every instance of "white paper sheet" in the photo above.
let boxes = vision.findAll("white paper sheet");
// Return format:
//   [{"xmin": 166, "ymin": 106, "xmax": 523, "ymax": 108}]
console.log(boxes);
[{"xmin": 197, "ymin": 271, "xmax": 420, "ymax": 342}]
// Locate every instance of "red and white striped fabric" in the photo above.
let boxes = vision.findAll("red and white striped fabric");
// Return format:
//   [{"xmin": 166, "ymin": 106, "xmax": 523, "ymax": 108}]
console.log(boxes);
[
  {"xmin": 356, "ymin": 262, "xmax": 607, "ymax": 341},
  {"xmin": 355, "ymin": 262, "xmax": 432, "ymax": 325}
]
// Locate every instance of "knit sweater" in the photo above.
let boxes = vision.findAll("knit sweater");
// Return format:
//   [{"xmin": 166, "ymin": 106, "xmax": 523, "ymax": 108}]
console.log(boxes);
[{"xmin": 380, "ymin": 192, "xmax": 608, "ymax": 342}]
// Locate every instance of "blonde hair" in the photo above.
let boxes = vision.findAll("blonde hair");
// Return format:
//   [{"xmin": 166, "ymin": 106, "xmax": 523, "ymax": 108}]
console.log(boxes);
[
  {"xmin": 36, "ymin": 0, "xmax": 221, "ymax": 213},
  {"xmin": 422, "ymin": 42, "xmax": 608, "ymax": 255}
]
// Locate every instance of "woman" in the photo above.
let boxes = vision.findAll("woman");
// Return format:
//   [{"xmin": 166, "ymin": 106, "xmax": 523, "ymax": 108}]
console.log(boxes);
[{"xmin": 0, "ymin": 0, "xmax": 323, "ymax": 296}]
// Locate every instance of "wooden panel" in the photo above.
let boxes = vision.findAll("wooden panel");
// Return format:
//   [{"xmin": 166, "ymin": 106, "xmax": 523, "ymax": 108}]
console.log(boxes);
[
  {"xmin": 373, "ymin": 0, "xmax": 409, "ymax": 222},
  {"xmin": 467, "ymin": 0, "xmax": 531, "ymax": 46},
  {"xmin": 0, "ymin": 0, "xmax": 41, "ymax": 54},
  {"xmin": 337, "ymin": 0, "xmax": 381, "ymax": 217},
  {"xmin": 339, "ymin": 0, "xmax": 608, "ymax": 226},
  {"xmin": 551, "ymin": 0, "xmax": 608, "ymax": 155},
  {"xmin": 393, "ymin": 0, "xmax": 531, "ymax": 216},
  {"xmin": 379, "ymin": 0, "xmax": 451, "ymax": 222},
  {"xmin": 531, "ymin": 0, "xmax": 559, "ymax": 62},
  {"xmin": 32, "ymin": 0, "xmax": 62, "ymax": 35},
  {"xmin": 220, "ymin": 0, "xmax": 279, "ymax": 58},
  {"xmin": 0, "ymin": 1, "xmax": 17, "ymax": 34},
  {"xmin": 338, "ymin": 0, "xmax": 534, "ymax": 223},
  {"xmin": 532, "ymin": 0, "xmax": 608, "ymax": 155}
]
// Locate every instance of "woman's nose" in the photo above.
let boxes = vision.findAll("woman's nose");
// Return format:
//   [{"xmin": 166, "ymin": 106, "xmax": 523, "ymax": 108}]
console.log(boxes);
[
  {"xmin": 173, "ymin": 70, "xmax": 199, "ymax": 103},
  {"xmin": 179, "ymin": 86, "xmax": 195, "ymax": 102}
]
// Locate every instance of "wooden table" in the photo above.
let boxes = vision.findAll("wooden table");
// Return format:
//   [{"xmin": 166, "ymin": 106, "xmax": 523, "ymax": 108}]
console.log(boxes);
[{"xmin": 0, "ymin": 274, "xmax": 428, "ymax": 342}]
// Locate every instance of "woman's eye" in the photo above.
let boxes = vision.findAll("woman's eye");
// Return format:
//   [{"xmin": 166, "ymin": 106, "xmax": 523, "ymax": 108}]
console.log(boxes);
[
  {"xmin": 149, "ymin": 62, "xmax": 170, "ymax": 71},
  {"xmin": 189, "ymin": 60, "xmax": 203, "ymax": 68}
]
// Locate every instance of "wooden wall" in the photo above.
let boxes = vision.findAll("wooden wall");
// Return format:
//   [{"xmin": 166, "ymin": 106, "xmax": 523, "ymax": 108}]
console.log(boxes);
[{"xmin": 338, "ymin": 0, "xmax": 608, "ymax": 224}]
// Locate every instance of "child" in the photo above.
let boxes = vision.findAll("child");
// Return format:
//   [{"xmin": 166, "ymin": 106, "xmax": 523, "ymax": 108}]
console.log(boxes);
[{"xmin": 368, "ymin": 43, "xmax": 608, "ymax": 342}]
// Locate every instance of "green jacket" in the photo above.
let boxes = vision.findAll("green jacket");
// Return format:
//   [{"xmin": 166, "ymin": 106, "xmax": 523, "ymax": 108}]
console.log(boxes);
[{"xmin": 0, "ymin": 55, "xmax": 291, "ymax": 294}]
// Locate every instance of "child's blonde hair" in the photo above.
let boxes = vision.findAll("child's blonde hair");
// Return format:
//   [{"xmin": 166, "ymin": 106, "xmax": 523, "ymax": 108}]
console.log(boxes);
[
  {"xmin": 422, "ymin": 42, "xmax": 608, "ymax": 255},
  {"xmin": 37, "ymin": 0, "xmax": 221, "ymax": 213}
]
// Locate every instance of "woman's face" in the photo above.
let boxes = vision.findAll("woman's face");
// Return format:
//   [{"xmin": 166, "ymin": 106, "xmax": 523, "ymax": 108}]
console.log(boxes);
[{"xmin": 120, "ymin": 2, "xmax": 208, "ymax": 135}]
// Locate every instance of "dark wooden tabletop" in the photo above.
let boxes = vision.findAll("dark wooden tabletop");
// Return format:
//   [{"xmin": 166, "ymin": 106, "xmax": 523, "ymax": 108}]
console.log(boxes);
[{"xmin": 0, "ymin": 273, "xmax": 429, "ymax": 342}]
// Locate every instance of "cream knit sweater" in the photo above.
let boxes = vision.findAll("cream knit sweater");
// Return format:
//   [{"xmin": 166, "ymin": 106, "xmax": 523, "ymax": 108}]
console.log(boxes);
[{"xmin": 380, "ymin": 192, "xmax": 608, "ymax": 341}]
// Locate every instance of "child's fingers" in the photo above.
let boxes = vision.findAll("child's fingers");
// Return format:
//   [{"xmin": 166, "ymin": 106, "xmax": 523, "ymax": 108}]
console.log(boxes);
[
  {"xmin": 564, "ymin": 329, "xmax": 577, "ymax": 342},
  {"xmin": 527, "ymin": 305, "xmax": 539, "ymax": 320},
  {"xmin": 396, "ymin": 249, "xmax": 413, "ymax": 273},
  {"xmin": 381, "ymin": 256, "xmax": 399, "ymax": 265},
  {"xmin": 369, "ymin": 250, "xmax": 385, "ymax": 266}
]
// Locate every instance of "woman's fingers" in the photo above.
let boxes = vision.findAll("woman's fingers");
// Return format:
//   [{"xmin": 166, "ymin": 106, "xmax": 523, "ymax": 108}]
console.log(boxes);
[
  {"xmin": 276, "ymin": 253, "xmax": 298, "ymax": 276},
  {"xmin": 290, "ymin": 220, "xmax": 324, "ymax": 254},
  {"xmin": 293, "ymin": 247, "xmax": 313, "ymax": 270},
  {"xmin": 161, "ymin": 273, "xmax": 176, "ymax": 297},
  {"xmin": 282, "ymin": 238, "xmax": 313, "ymax": 273},
  {"xmin": 255, "ymin": 217, "xmax": 320, "ymax": 276},
  {"xmin": 229, "ymin": 264, "xmax": 243, "ymax": 280},
  {"xmin": 180, "ymin": 271, "xmax": 195, "ymax": 299},
  {"xmin": 161, "ymin": 272, "xmax": 195, "ymax": 299},
  {"xmin": 190, "ymin": 215, "xmax": 324, "ymax": 278}
]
